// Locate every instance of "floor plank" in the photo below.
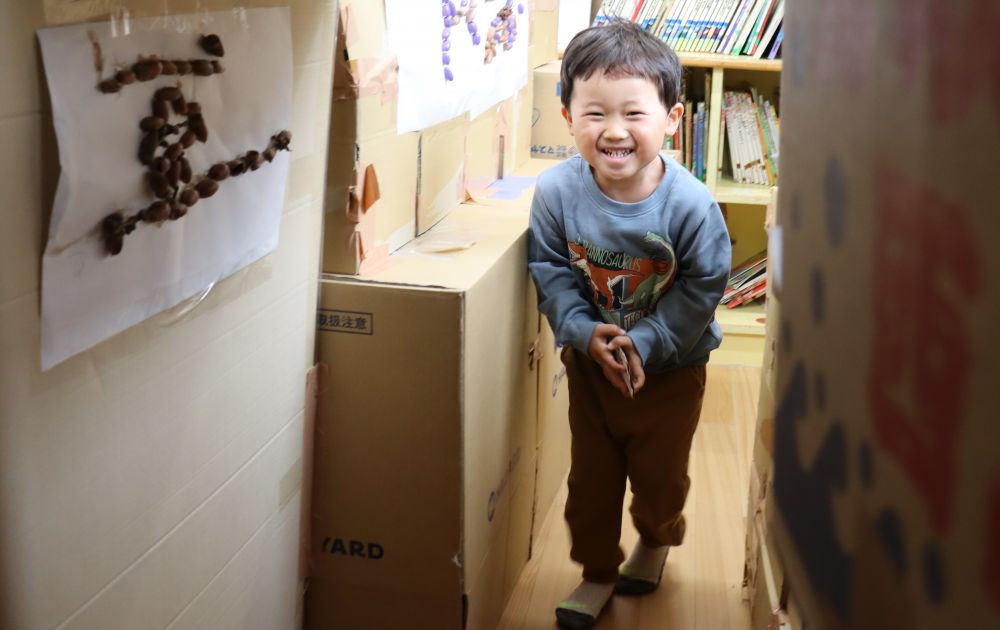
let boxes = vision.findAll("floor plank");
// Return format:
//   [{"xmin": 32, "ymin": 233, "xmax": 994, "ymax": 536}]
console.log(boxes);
[{"xmin": 498, "ymin": 366, "xmax": 761, "ymax": 630}]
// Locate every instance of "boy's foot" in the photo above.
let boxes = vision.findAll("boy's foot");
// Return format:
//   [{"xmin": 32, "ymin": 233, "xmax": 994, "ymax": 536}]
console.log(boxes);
[
  {"xmin": 554, "ymin": 580, "xmax": 614, "ymax": 629},
  {"xmin": 615, "ymin": 542, "xmax": 669, "ymax": 596}
]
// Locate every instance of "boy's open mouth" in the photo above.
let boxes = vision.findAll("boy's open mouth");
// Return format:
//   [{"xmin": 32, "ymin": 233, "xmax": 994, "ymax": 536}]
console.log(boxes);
[{"xmin": 602, "ymin": 148, "xmax": 633, "ymax": 158}]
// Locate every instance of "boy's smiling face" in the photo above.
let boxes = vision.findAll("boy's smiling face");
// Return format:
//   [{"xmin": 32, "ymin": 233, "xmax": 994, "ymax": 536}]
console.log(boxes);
[{"xmin": 562, "ymin": 70, "xmax": 683, "ymax": 202}]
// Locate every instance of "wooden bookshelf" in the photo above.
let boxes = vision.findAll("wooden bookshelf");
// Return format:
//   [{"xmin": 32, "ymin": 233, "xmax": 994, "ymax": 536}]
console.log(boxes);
[
  {"xmin": 711, "ymin": 302, "xmax": 767, "ymax": 366},
  {"xmin": 678, "ymin": 52, "xmax": 782, "ymax": 73},
  {"xmin": 689, "ymin": 57, "xmax": 778, "ymax": 365},
  {"xmin": 715, "ymin": 177, "xmax": 776, "ymax": 205},
  {"xmin": 716, "ymin": 302, "xmax": 766, "ymax": 336}
]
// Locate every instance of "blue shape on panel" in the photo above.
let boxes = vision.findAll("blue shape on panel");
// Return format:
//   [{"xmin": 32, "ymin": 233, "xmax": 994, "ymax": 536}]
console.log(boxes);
[
  {"xmin": 859, "ymin": 442, "xmax": 873, "ymax": 488},
  {"xmin": 923, "ymin": 544, "xmax": 946, "ymax": 603},
  {"xmin": 811, "ymin": 267, "xmax": 825, "ymax": 324},
  {"xmin": 825, "ymin": 157, "xmax": 847, "ymax": 247},
  {"xmin": 875, "ymin": 509, "xmax": 908, "ymax": 578},
  {"xmin": 774, "ymin": 361, "xmax": 854, "ymax": 620}
]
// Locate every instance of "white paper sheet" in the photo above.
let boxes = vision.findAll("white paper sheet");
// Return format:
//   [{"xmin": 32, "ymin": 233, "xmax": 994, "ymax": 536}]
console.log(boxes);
[
  {"xmin": 36, "ymin": 8, "xmax": 292, "ymax": 370},
  {"xmin": 386, "ymin": 0, "xmax": 530, "ymax": 132}
]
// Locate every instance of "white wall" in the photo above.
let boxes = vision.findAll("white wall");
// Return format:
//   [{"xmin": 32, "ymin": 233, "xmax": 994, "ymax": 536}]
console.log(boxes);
[{"xmin": 0, "ymin": 1, "xmax": 337, "ymax": 628}]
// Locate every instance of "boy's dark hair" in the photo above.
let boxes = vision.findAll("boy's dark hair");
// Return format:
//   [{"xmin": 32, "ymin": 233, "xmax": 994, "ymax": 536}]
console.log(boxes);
[{"xmin": 560, "ymin": 19, "xmax": 682, "ymax": 110}]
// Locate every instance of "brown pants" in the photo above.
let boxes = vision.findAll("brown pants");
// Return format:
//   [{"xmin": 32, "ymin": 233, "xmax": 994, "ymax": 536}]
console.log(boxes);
[{"xmin": 561, "ymin": 347, "xmax": 707, "ymax": 583}]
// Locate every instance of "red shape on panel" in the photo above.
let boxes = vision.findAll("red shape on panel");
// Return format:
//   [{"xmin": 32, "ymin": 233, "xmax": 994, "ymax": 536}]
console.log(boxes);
[
  {"xmin": 869, "ymin": 165, "xmax": 983, "ymax": 535},
  {"xmin": 900, "ymin": 0, "xmax": 1000, "ymax": 125}
]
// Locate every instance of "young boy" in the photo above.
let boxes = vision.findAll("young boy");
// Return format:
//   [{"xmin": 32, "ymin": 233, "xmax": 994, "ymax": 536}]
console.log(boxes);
[{"xmin": 527, "ymin": 20, "xmax": 731, "ymax": 629}]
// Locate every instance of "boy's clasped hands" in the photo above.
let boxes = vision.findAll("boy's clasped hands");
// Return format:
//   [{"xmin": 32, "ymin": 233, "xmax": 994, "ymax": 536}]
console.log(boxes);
[{"xmin": 588, "ymin": 323, "xmax": 645, "ymax": 399}]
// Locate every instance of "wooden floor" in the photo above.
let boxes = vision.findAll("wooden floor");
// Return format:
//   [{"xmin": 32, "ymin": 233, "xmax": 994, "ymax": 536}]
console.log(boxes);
[{"xmin": 498, "ymin": 366, "xmax": 761, "ymax": 630}]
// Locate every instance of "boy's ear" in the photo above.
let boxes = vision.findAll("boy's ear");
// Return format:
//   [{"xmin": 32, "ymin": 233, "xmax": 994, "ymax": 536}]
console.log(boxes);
[
  {"xmin": 561, "ymin": 106, "xmax": 575, "ymax": 136},
  {"xmin": 664, "ymin": 102, "xmax": 684, "ymax": 136}
]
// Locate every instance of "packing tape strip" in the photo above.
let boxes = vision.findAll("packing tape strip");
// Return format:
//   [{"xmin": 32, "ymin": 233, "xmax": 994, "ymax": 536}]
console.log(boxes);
[
  {"xmin": 532, "ymin": 0, "xmax": 559, "ymax": 11},
  {"xmin": 340, "ymin": 2, "xmax": 360, "ymax": 50},
  {"xmin": 332, "ymin": 57, "xmax": 359, "ymax": 100},
  {"xmin": 354, "ymin": 55, "xmax": 399, "ymax": 99},
  {"xmin": 344, "ymin": 162, "xmax": 380, "ymax": 222},
  {"xmin": 362, "ymin": 163, "xmax": 381, "ymax": 211}
]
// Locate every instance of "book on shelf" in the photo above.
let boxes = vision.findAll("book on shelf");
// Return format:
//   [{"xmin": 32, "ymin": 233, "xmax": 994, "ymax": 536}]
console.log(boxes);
[
  {"xmin": 593, "ymin": 0, "xmax": 783, "ymax": 58},
  {"xmin": 688, "ymin": 0, "xmax": 718, "ymax": 51},
  {"xmin": 684, "ymin": 99, "xmax": 694, "ymax": 171},
  {"xmin": 727, "ymin": 277, "xmax": 767, "ymax": 308},
  {"xmin": 766, "ymin": 24, "xmax": 783, "ymax": 59},
  {"xmin": 752, "ymin": 0, "xmax": 784, "ymax": 58},
  {"xmin": 729, "ymin": 0, "xmax": 767, "ymax": 55},
  {"xmin": 741, "ymin": 0, "xmax": 775, "ymax": 55},
  {"xmin": 722, "ymin": 88, "xmax": 779, "ymax": 186},
  {"xmin": 717, "ymin": 0, "xmax": 753, "ymax": 54},
  {"xmin": 705, "ymin": 0, "xmax": 743, "ymax": 52},
  {"xmin": 721, "ymin": 249, "xmax": 767, "ymax": 308}
]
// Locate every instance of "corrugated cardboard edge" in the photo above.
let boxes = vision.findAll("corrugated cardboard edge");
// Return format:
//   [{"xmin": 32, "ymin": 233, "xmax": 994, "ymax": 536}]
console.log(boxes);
[{"xmin": 301, "ymin": 363, "xmax": 326, "ymax": 583}]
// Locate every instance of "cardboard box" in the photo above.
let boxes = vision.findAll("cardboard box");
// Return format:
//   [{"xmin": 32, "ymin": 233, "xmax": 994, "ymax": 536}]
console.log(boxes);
[
  {"xmin": 2, "ymin": 2, "xmax": 335, "ymax": 628},
  {"xmin": 307, "ymin": 205, "xmax": 538, "ymax": 630},
  {"xmin": 769, "ymin": 1, "xmax": 1000, "ymax": 628},
  {"xmin": 529, "ymin": 3, "xmax": 560, "ymax": 70},
  {"xmin": 417, "ymin": 115, "xmax": 468, "ymax": 235},
  {"xmin": 465, "ymin": 106, "xmax": 505, "ymax": 201},
  {"xmin": 323, "ymin": 91, "xmax": 418, "ymax": 274},
  {"xmin": 532, "ymin": 316, "xmax": 572, "ymax": 547},
  {"xmin": 512, "ymin": 80, "xmax": 536, "ymax": 170},
  {"xmin": 468, "ymin": 157, "xmax": 555, "ymax": 210},
  {"xmin": 323, "ymin": 0, "xmax": 418, "ymax": 274},
  {"xmin": 530, "ymin": 61, "xmax": 580, "ymax": 160}
]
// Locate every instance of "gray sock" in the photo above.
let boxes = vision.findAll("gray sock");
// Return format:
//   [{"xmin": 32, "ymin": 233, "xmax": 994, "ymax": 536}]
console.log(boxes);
[
  {"xmin": 556, "ymin": 580, "xmax": 615, "ymax": 618},
  {"xmin": 620, "ymin": 541, "xmax": 669, "ymax": 583}
]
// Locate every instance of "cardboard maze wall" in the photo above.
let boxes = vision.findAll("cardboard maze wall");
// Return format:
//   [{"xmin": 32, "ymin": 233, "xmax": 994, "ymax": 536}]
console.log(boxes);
[
  {"xmin": 771, "ymin": 1, "xmax": 1000, "ymax": 628},
  {"xmin": 0, "ymin": 1, "xmax": 337, "ymax": 628}
]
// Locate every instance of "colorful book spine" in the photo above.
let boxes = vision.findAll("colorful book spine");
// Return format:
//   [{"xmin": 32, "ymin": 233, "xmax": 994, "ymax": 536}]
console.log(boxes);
[
  {"xmin": 663, "ymin": 0, "xmax": 689, "ymax": 46},
  {"xmin": 729, "ymin": 0, "xmax": 766, "ymax": 55},
  {"xmin": 766, "ymin": 24, "xmax": 783, "ymax": 59},
  {"xmin": 684, "ymin": 100, "xmax": 694, "ymax": 171},
  {"xmin": 714, "ymin": 0, "xmax": 750, "ymax": 53},
  {"xmin": 695, "ymin": 102, "xmax": 706, "ymax": 180},
  {"xmin": 649, "ymin": 0, "xmax": 676, "ymax": 36},
  {"xmin": 701, "ymin": 0, "xmax": 738, "ymax": 52},
  {"xmin": 673, "ymin": 0, "xmax": 706, "ymax": 50},
  {"xmin": 742, "ymin": 0, "xmax": 776, "ymax": 55},
  {"xmin": 752, "ymin": 0, "xmax": 783, "ymax": 58}
]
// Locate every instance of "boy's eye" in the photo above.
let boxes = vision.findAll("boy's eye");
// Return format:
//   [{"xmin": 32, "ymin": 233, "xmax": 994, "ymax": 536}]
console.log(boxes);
[
  {"xmin": 585, "ymin": 112, "xmax": 604, "ymax": 118},
  {"xmin": 627, "ymin": 111, "xmax": 645, "ymax": 117}
]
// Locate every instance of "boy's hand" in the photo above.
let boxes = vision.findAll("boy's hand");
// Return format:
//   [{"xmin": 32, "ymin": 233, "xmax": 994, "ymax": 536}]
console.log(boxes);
[
  {"xmin": 609, "ymin": 335, "xmax": 646, "ymax": 396},
  {"xmin": 588, "ymin": 323, "xmax": 628, "ymax": 389}
]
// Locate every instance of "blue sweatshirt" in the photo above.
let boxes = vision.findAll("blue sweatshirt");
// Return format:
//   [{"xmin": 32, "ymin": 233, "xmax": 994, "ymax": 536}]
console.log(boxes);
[{"xmin": 528, "ymin": 154, "xmax": 731, "ymax": 373}]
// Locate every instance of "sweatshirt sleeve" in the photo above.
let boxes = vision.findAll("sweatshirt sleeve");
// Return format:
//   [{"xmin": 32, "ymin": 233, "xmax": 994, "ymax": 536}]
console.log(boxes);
[
  {"xmin": 527, "ymin": 186, "xmax": 602, "ymax": 354},
  {"xmin": 628, "ymin": 198, "xmax": 731, "ymax": 367}
]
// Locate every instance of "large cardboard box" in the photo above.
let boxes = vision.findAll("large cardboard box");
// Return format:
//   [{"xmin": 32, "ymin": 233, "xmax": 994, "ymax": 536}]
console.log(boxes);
[
  {"xmin": 417, "ymin": 115, "xmax": 468, "ymax": 235},
  {"xmin": 465, "ymin": 106, "xmax": 506, "ymax": 202},
  {"xmin": 307, "ymin": 205, "xmax": 538, "ymax": 630},
  {"xmin": 529, "ymin": 1, "xmax": 560, "ymax": 70},
  {"xmin": 468, "ymin": 157, "xmax": 555, "ymax": 210},
  {"xmin": 2, "ymin": 2, "xmax": 335, "ymax": 628},
  {"xmin": 531, "ymin": 61, "xmax": 580, "ymax": 160},
  {"xmin": 324, "ymin": 0, "xmax": 418, "ymax": 275},
  {"xmin": 532, "ymin": 316, "xmax": 572, "ymax": 546},
  {"xmin": 512, "ymin": 80, "xmax": 536, "ymax": 170},
  {"xmin": 770, "ymin": 1, "xmax": 1000, "ymax": 628}
]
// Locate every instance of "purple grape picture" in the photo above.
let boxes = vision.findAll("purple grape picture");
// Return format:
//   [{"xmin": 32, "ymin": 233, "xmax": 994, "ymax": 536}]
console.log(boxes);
[{"xmin": 438, "ymin": 0, "xmax": 524, "ymax": 82}]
